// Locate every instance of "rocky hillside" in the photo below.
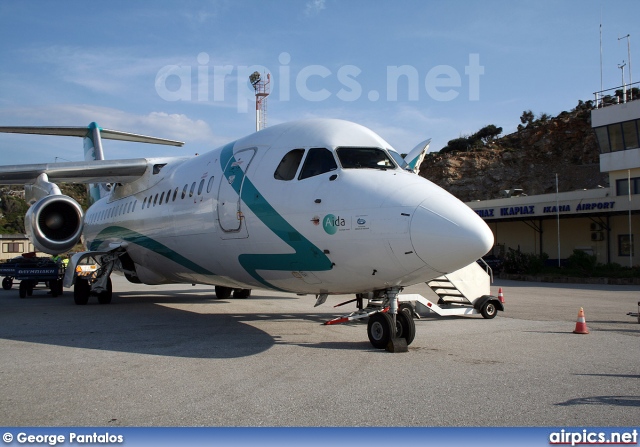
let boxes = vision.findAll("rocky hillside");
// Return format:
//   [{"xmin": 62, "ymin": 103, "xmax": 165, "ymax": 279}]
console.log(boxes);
[{"xmin": 418, "ymin": 102, "xmax": 608, "ymax": 202}]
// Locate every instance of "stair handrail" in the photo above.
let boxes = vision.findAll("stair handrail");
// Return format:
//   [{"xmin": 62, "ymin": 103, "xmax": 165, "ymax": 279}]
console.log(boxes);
[{"xmin": 476, "ymin": 258, "xmax": 494, "ymax": 283}]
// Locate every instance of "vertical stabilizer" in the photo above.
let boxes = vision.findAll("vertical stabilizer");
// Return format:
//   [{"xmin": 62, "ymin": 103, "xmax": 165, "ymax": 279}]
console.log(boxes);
[{"xmin": 83, "ymin": 122, "xmax": 109, "ymax": 204}]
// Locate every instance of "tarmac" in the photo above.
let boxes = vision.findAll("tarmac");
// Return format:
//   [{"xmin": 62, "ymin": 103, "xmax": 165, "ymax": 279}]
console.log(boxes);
[{"xmin": 0, "ymin": 276, "xmax": 638, "ymax": 426}]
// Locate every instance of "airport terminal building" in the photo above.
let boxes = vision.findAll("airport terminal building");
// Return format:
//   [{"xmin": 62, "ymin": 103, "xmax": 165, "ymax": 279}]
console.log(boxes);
[{"xmin": 466, "ymin": 99, "xmax": 640, "ymax": 266}]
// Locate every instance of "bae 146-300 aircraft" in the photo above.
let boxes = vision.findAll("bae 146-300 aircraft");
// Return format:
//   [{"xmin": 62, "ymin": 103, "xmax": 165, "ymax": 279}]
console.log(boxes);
[{"xmin": 0, "ymin": 119, "xmax": 501, "ymax": 351}]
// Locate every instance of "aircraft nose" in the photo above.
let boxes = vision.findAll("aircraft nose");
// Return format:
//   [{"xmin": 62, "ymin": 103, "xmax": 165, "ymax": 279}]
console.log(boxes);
[{"xmin": 410, "ymin": 197, "xmax": 494, "ymax": 273}]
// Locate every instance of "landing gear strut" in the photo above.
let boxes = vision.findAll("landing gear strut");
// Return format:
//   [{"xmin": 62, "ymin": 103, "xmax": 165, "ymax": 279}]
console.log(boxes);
[
  {"xmin": 327, "ymin": 287, "xmax": 414, "ymax": 352},
  {"xmin": 72, "ymin": 253, "xmax": 116, "ymax": 305}
]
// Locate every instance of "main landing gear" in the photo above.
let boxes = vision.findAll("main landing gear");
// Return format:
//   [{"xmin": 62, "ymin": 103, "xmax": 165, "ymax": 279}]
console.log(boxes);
[
  {"xmin": 74, "ymin": 276, "xmax": 112, "ymax": 305},
  {"xmin": 326, "ymin": 287, "xmax": 415, "ymax": 352},
  {"xmin": 73, "ymin": 253, "xmax": 116, "ymax": 305},
  {"xmin": 214, "ymin": 286, "xmax": 252, "ymax": 299}
]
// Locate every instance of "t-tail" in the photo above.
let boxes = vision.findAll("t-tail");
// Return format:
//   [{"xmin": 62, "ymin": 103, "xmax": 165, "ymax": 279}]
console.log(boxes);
[{"xmin": 0, "ymin": 122, "xmax": 185, "ymax": 206}]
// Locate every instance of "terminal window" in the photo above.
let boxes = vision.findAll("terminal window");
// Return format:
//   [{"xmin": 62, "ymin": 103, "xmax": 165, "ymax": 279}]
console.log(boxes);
[
  {"xmin": 616, "ymin": 177, "xmax": 640, "ymax": 196},
  {"xmin": 595, "ymin": 119, "xmax": 640, "ymax": 153},
  {"xmin": 2, "ymin": 242, "xmax": 23, "ymax": 253}
]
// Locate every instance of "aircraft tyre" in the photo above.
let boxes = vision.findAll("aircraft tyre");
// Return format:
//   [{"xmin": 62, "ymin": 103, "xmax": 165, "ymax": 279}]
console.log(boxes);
[
  {"xmin": 74, "ymin": 278, "xmax": 90, "ymax": 305},
  {"xmin": 367, "ymin": 312, "xmax": 394, "ymax": 349},
  {"xmin": 97, "ymin": 277, "xmax": 112, "ymax": 304},
  {"xmin": 26, "ymin": 281, "xmax": 34, "ymax": 296},
  {"xmin": 19, "ymin": 280, "xmax": 27, "ymax": 298},
  {"xmin": 233, "ymin": 288, "xmax": 251, "ymax": 299},
  {"xmin": 2, "ymin": 277, "xmax": 12, "ymax": 290},
  {"xmin": 215, "ymin": 286, "xmax": 232, "ymax": 299},
  {"xmin": 395, "ymin": 308, "xmax": 416, "ymax": 346},
  {"xmin": 481, "ymin": 301, "xmax": 498, "ymax": 319}
]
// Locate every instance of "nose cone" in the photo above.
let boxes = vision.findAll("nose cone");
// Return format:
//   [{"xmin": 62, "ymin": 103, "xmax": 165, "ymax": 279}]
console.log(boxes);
[{"xmin": 410, "ymin": 197, "xmax": 494, "ymax": 274}]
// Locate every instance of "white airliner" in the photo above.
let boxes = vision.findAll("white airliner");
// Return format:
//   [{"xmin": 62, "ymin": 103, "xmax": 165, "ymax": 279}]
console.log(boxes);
[{"xmin": 0, "ymin": 119, "xmax": 496, "ymax": 351}]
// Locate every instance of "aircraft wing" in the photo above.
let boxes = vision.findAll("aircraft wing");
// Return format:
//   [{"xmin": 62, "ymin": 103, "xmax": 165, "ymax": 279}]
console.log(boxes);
[{"xmin": 0, "ymin": 159, "xmax": 149, "ymax": 184}]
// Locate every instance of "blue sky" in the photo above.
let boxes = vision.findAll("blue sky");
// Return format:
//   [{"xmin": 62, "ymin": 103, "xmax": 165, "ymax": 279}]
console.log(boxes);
[{"xmin": 0, "ymin": 0, "xmax": 638, "ymax": 164}]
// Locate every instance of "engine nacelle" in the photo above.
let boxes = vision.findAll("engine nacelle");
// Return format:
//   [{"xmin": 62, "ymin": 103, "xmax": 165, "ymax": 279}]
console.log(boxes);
[{"xmin": 25, "ymin": 195, "xmax": 84, "ymax": 254}]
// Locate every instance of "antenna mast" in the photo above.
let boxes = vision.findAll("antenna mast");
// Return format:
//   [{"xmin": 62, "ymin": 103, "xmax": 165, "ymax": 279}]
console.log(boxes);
[
  {"xmin": 619, "ymin": 61, "xmax": 627, "ymax": 103},
  {"xmin": 618, "ymin": 34, "xmax": 632, "ymax": 100}
]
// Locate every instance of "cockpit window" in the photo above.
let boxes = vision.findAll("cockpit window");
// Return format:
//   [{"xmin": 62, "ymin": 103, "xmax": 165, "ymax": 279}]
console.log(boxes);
[
  {"xmin": 274, "ymin": 149, "xmax": 304, "ymax": 181},
  {"xmin": 298, "ymin": 148, "xmax": 338, "ymax": 180},
  {"xmin": 336, "ymin": 147, "xmax": 397, "ymax": 170}
]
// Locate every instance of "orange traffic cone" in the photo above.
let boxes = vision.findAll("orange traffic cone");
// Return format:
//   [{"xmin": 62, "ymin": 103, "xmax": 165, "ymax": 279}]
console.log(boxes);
[
  {"xmin": 573, "ymin": 307, "xmax": 589, "ymax": 334},
  {"xmin": 498, "ymin": 287, "xmax": 505, "ymax": 304}
]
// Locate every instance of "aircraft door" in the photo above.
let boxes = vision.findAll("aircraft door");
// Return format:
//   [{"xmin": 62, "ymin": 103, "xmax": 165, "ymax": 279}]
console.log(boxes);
[{"xmin": 218, "ymin": 148, "xmax": 256, "ymax": 238}]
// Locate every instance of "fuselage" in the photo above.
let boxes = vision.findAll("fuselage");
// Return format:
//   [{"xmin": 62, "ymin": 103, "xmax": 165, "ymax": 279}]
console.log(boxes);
[{"xmin": 82, "ymin": 119, "xmax": 493, "ymax": 294}]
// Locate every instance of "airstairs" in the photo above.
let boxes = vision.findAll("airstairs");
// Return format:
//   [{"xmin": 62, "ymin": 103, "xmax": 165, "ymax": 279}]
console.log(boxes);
[
  {"xmin": 399, "ymin": 261, "xmax": 502, "ymax": 318},
  {"xmin": 325, "ymin": 260, "xmax": 504, "ymax": 325}
]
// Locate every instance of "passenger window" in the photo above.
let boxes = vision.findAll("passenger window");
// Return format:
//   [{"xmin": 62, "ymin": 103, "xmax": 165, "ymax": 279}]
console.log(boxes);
[
  {"xmin": 159, "ymin": 192, "xmax": 165, "ymax": 205},
  {"xmin": 142, "ymin": 197, "xmax": 147, "ymax": 209},
  {"xmin": 206, "ymin": 176, "xmax": 215, "ymax": 193},
  {"xmin": 197, "ymin": 179, "xmax": 205, "ymax": 195},
  {"xmin": 153, "ymin": 194, "xmax": 158, "ymax": 206},
  {"xmin": 166, "ymin": 190, "xmax": 171, "ymax": 204},
  {"xmin": 299, "ymin": 148, "xmax": 338, "ymax": 180},
  {"xmin": 173, "ymin": 187, "xmax": 178, "ymax": 201},
  {"xmin": 336, "ymin": 147, "xmax": 396, "ymax": 170},
  {"xmin": 274, "ymin": 149, "xmax": 304, "ymax": 180},
  {"xmin": 182, "ymin": 184, "xmax": 188, "ymax": 199},
  {"xmin": 189, "ymin": 182, "xmax": 196, "ymax": 197},
  {"xmin": 132, "ymin": 201, "xmax": 137, "ymax": 212}
]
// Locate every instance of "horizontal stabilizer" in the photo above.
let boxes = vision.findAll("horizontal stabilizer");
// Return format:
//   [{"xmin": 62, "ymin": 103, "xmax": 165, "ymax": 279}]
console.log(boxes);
[{"xmin": 0, "ymin": 125, "xmax": 184, "ymax": 147}]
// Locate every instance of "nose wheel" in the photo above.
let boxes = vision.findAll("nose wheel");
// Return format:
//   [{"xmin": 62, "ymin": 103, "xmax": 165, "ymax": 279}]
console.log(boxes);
[
  {"xmin": 367, "ymin": 312, "xmax": 393, "ymax": 349},
  {"xmin": 367, "ymin": 307, "xmax": 415, "ymax": 350}
]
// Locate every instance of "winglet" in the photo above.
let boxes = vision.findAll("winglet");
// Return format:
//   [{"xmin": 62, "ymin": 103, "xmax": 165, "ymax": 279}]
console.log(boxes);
[{"xmin": 403, "ymin": 138, "xmax": 431, "ymax": 174}]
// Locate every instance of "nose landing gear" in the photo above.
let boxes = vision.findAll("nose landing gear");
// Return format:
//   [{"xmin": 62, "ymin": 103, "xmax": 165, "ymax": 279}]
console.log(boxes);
[{"xmin": 326, "ymin": 287, "xmax": 415, "ymax": 352}]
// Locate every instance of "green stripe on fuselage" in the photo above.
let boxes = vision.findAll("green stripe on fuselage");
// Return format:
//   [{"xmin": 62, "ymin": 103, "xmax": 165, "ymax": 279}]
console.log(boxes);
[
  {"xmin": 89, "ymin": 226, "xmax": 214, "ymax": 276},
  {"xmin": 220, "ymin": 143, "xmax": 333, "ymax": 289}
]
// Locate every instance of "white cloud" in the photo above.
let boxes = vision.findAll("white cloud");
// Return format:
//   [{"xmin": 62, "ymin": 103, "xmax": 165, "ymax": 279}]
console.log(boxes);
[
  {"xmin": 304, "ymin": 0, "xmax": 326, "ymax": 17},
  {"xmin": 179, "ymin": 0, "xmax": 230, "ymax": 24}
]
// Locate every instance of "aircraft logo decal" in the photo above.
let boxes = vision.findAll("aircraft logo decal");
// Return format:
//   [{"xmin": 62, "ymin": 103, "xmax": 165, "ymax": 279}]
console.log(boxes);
[{"xmin": 322, "ymin": 214, "xmax": 348, "ymax": 235}]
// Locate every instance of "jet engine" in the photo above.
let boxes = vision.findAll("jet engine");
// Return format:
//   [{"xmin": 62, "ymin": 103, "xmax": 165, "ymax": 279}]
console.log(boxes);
[{"xmin": 24, "ymin": 195, "xmax": 84, "ymax": 254}]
